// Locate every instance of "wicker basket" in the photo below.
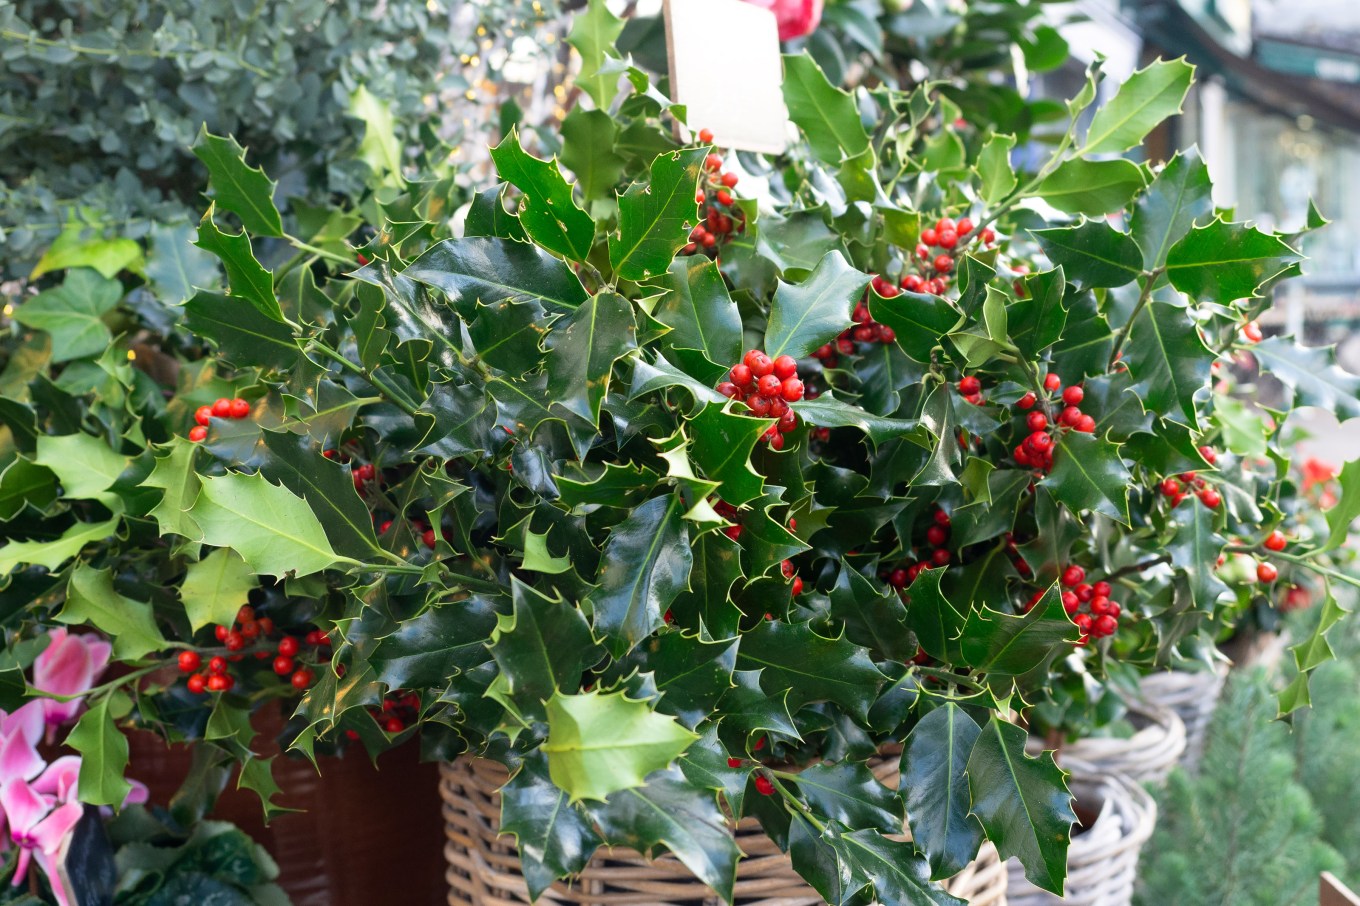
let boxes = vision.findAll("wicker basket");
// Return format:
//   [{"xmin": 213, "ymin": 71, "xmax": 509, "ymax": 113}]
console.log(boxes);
[
  {"xmin": 1037, "ymin": 700, "xmax": 1186, "ymax": 786},
  {"xmin": 1003, "ymin": 765, "xmax": 1156, "ymax": 906},
  {"xmin": 1138, "ymin": 666, "xmax": 1226, "ymax": 772},
  {"xmin": 442, "ymin": 752, "xmax": 1007, "ymax": 905}
]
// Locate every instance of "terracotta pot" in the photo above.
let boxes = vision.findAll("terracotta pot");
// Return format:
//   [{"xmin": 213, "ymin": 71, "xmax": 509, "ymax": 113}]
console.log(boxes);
[{"xmin": 127, "ymin": 709, "xmax": 445, "ymax": 906}]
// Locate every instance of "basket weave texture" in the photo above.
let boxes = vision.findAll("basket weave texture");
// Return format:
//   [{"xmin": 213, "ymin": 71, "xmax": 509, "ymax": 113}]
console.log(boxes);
[
  {"xmin": 1138, "ymin": 667, "xmax": 1226, "ymax": 772},
  {"xmin": 442, "ymin": 752, "xmax": 1007, "ymax": 906},
  {"xmin": 1004, "ymin": 766, "xmax": 1156, "ymax": 906},
  {"xmin": 1040, "ymin": 700, "xmax": 1186, "ymax": 785}
]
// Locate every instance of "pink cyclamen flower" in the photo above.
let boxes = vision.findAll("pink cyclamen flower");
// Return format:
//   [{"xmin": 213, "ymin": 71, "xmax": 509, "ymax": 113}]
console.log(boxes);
[
  {"xmin": 1, "ymin": 779, "xmax": 83, "ymax": 901},
  {"xmin": 743, "ymin": 0, "xmax": 823, "ymax": 40},
  {"xmin": 32, "ymin": 629, "xmax": 111, "ymax": 728}
]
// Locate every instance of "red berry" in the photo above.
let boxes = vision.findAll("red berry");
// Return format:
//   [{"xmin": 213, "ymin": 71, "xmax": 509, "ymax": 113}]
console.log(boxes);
[
  {"xmin": 1017, "ymin": 392, "xmax": 1036, "ymax": 410},
  {"xmin": 916, "ymin": 243, "xmax": 930, "ymax": 260},
  {"xmin": 716, "ymin": 189, "xmax": 734, "ymax": 207},
  {"xmin": 933, "ymin": 255, "xmax": 954, "ymax": 273},
  {"xmin": 921, "ymin": 228, "xmax": 938, "ymax": 246},
  {"xmin": 755, "ymin": 775, "xmax": 775, "ymax": 796},
  {"xmin": 791, "ymin": 575, "xmax": 803, "ymax": 594},
  {"xmin": 745, "ymin": 350, "xmax": 774, "ymax": 377},
  {"xmin": 224, "ymin": 631, "xmax": 244, "ymax": 652},
  {"xmin": 758, "ymin": 374, "xmax": 782, "ymax": 398},
  {"xmin": 727, "ymin": 757, "xmax": 743, "ymax": 768},
  {"xmin": 422, "ymin": 529, "xmax": 437, "ymax": 548},
  {"xmin": 1094, "ymin": 614, "xmax": 1118, "ymax": 637},
  {"xmin": 781, "ymin": 378, "xmax": 804, "ymax": 402},
  {"xmin": 937, "ymin": 229, "xmax": 958, "ymax": 250},
  {"xmin": 1062, "ymin": 386, "xmax": 1084, "ymax": 406},
  {"xmin": 1264, "ymin": 530, "xmax": 1287, "ymax": 552},
  {"xmin": 957, "ymin": 217, "xmax": 975, "ymax": 236},
  {"xmin": 722, "ymin": 172, "xmax": 739, "ymax": 188},
  {"xmin": 1073, "ymin": 613, "xmax": 1092, "ymax": 632},
  {"xmin": 1198, "ymin": 488, "xmax": 1221, "ymax": 509},
  {"xmin": 769, "ymin": 433, "xmax": 785, "ymax": 451},
  {"xmin": 1060, "ymin": 405, "xmax": 1083, "ymax": 427},
  {"xmin": 1075, "ymin": 415, "xmax": 1096, "ymax": 433},
  {"xmin": 1061, "ymin": 592, "xmax": 1080, "ymax": 614},
  {"xmin": 186, "ymin": 674, "xmax": 207, "ymax": 694},
  {"xmin": 772, "ymin": 355, "xmax": 798, "ymax": 380},
  {"xmin": 188, "ymin": 426, "xmax": 208, "ymax": 443},
  {"xmin": 291, "ymin": 669, "xmax": 314, "ymax": 690},
  {"xmin": 206, "ymin": 675, "xmax": 230, "ymax": 692},
  {"xmin": 980, "ymin": 228, "xmax": 996, "ymax": 244},
  {"xmin": 889, "ymin": 568, "xmax": 910, "ymax": 589},
  {"xmin": 725, "ymin": 525, "xmax": 743, "ymax": 541},
  {"xmin": 1027, "ymin": 411, "xmax": 1048, "ymax": 432},
  {"xmin": 1075, "ymin": 583, "xmax": 1094, "ymax": 602},
  {"xmin": 747, "ymin": 394, "xmax": 771, "ymax": 416},
  {"xmin": 769, "ymin": 398, "xmax": 789, "ymax": 419},
  {"xmin": 1061, "ymin": 565, "xmax": 1086, "ymax": 587},
  {"xmin": 1028, "ymin": 431, "xmax": 1053, "ymax": 453},
  {"xmin": 384, "ymin": 717, "xmax": 405, "ymax": 733},
  {"xmin": 1257, "ymin": 562, "xmax": 1278, "ymax": 583},
  {"xmin": 958, "ymin": 375, "xmax": 981, "ymax": 396},
  {"xmin": 278, "ymin": 636, "xmax": 300, "ymax": 657},
  {"xmin": 698, "ymin": 128, "xmax": 714, "ymax": 143},
  {"xmin": 228, "ymin": 397, "xmax": 250, "ymax": 419},
  {"xmin": 177, "ymin": 651, "xmax": 201, "ymax": 673},
  {"xmin": 1160, "ymin": 478, "xmax": 1181, "ymax": 497},
  {"xmin": 1241, "ymin": 320, "xmax": 1263, "ymax": 343},
  {"xmin": 716, "ymin": 381, "xmax": 740, "ymax": 399},
  {"xmin": 211, "ymin": 398, "xmax": 232, "ymax": 417},
  {"xmin": 240, "ymin": 620, "xmax": 260, "ymax": 639},
  {"xmin": 930, "ymin": 548, "xmax": 951, "ymax": 567},
  {"xmin": 730, "ymin": 364, "xmax": 753, "ymax": 387},
  {"xmin": 933, "ymin": 509, "xmax": 951, "ymax": 527},
  {"xmin": 194, "ymin": 406, "xmax": 213, "ymax": 427},
  {"xmin": 926, "ymin": 525, "xmax": 949, "ymax": 547},
  {"xmin": 1090, "ymin": 596, "xmax": 1111, "ymax": 616},
  {"xmin": 237, "ymin": 605, "xmax": 255, "ymax": 623},
  {"xmin": 1199, "ymin": 445, "xmax": 1218, "ymax": 465},
  {"xmin": 273, "ymin": 655, "xmax": 295, "ymax": 675},
  {"xmin": 214, "ymin": 625, "xmax": 229, "ymax": 642},
  {"xmin": 704, "ymin": 153, "xmax": 723, "ymax": 171},
  {"xmin": 936, "ymin": 217, "xmax": 956, "ymax": 233},
  {"xmin": 1043, "ymin": 373, "xmax": 1062, "ymax": 392},
  {"xmin": 901, "ymin": 274, "xmax": 924, "ymax": 292},
  {"xmin": 1093, "ymin": 581, "xmax": 1112, "ymax": 598}
]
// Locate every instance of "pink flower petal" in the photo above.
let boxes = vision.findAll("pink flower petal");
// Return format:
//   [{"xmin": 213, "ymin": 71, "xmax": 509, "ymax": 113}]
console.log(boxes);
[
  {"xmin": 0, "ymin": 781, "xmax": 52, "ymax": 835},
  {"xmin": 30, "ymin": 800, "xmax": 82, "ymax": 853},
  {"xmin": 0, "ymin": 725, "xmax": 47, "ymax": 785},
  {"xmin": 34, "ymin": 631, "xmax": 96, "ymax": 699},
  {"xmin": 33, "ymin": 756, "xmax": 82, "ymax": 802},
  {"xmin": 1, "ymin": 700, "xmax": 46, "ymax": 747}
]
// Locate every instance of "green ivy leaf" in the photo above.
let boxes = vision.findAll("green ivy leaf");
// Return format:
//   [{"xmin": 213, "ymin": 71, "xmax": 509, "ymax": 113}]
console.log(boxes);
[
  {"xmin": 782, "ymin": 53, "xmax": 870, "ymax": 164},
  {"xmin": 12, "ymin": 269, "xmax": 122, "ymax": 362},
  {"xmin": 1130, "ymin": 149, "xmax": 1213, "ymax": 271},
  {"xmin": 1032, "ymin": 221, "xmax": 1141, "ymax": 288},
  {"xmin": 544, "ymin": 690, "xmax": 699, "ymax": 801},
  {"xmin": 1165, "ymin": 218, "xmax": 1301, "ymax": 303},
  {"xmin": 1123, "ymin": 298, "xmax": 1215, "ymax": 425},
  {"xmin": 1042, "ymin": 432, "xmax": 1132, "ymax": 525},
  {"xmin": 403, "ymin": 237, "xmax": 588, "ymax": 317},
  {"xmin": 188, "ymin": 472, "xmax": 343, "ymax": 577},
  {"xmin": 544, "ymin": 290, "xmax": 637, "ymax": 426},
  {"xmin": 501, "ymin": 752, "xmax": 604, "ymax": 900},
  {"xmin": 902, "ymin": 703, "xmax": 985, "ymax": 879},
  {"xmin": 588, "ymin": 767, "xmax": 740, "ymax": 903},
  {"xmin": 960, "ymin": 586, "xmax": 1078, "ymax": 676},
  {"xmin": 868, "ymin": 289, "xmax": 962, "ymax": 364},
  {"xmin": 1036, "ymin": 158, "xmax": 1146, "ymax": 216},
  {"xmin": 766, "ymin": 251, "xmax": 870, "ymax": 360},
  {"xmin": 610, "ymin": 148, "xmax": 707, "ymax": 283},
  {"xmin": 567, "ymin": 0, "xmax": 625, "ymax": 109},
  {"xmin": 560, "ymin": 109, "xmax": 625, "ymax": 206},
  {"xmin": 58, "ymin": 565, "xmax": 166, "ymax": 660},
  {"xmin": 792, "ymin": 762, "xmax": 902, "ymax": 834},
  {"xmin": 491, "ymin": 130, "xmax": 595, "ymax": 261},
  {"xmin": 185, "ymin": 291, "xmax": 300, "ymax": 372},
  {"xmin": 34, "ymin": 432, "xmax": 129, "ymax": 503},
  {"xmin": 1255, "ymin": 339, "xmax": 1360, "ymax": 423},
  {"xmin": 735, "ymin": 620, "xmax": 885, "ymax": 721},
  {"xmin": 1082, "ymin": 58, "xmax": 1194, "ymax": 155},
  {"xmin": 67, "ymin": 694, "xmax": 132, "ymax": 808},
  {"xmin": 489, "ymin": 581, "xmax": 600, "ymax": 720},
  {"xmin": 0, "ymin": 519, "xmax": 119, "ymax": 573},
  {"xmin": 194, "ymin": 215, "xmax": 283, "ymax": 322},
  {"xmin": 966, "ymin": 717, "xmax": 1074, "ymax": 895},
  {"xmin": 977, "ymin": 134, "xmax": 1017, "ymax": 204},
  {"xmin": 180, "ymin": 549, "xmax": 255, "ymax": 634},
  {"xmin": 588, "ymin": 494, "xmax": 692, "ymax": 657},
  {"xmin": 655, "ymin": 257, "xmax": 743, "ymax": 371},
  {"xmin": 192, "ymin": 128, "xmax": 284, "ymax": 237}
]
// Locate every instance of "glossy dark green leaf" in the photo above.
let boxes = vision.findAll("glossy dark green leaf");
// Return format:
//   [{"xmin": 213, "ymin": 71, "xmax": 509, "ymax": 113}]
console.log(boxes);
[
  {"xmin": 902, "ymin": 703, "xmax": 984, "ymax": 879},
  {"xmin": 588, "ymin": 494, "xmax": 692, "ymax": 657},
  {"xmin": 186, "ymin": 291, "xmax": 300, "ymax": 373},
  {"xmin": 1164, "ymin": 218, "xmax": 1301, "ymax": 303},
  {"xmin": 1168, "ymin": 500, "xmax": 1229, "ymax": 612},
  {"xmin": 960, "ymin": 586, "xmax": 1078, "ymax": 676},
  {"xmin": 491, "ymin": 130, "xmax": 595, "ymax": 261},
  {"xmin": 977, "ymin": 133, "xmax": 1017, "ymax": 204},
  {"xmin": 735, "ymin": 620, "xmax": 885, "ymax": 721},
  {"xmin": 371, "ymin": 596, "xmax": 503, "ymax": 689},
  {"xmin": 1082, "ymin": 58, "xmax": 1194, "ymax": 155},
  {"xmin": 1032, "ymin": 221, "xmax": 1141, "ymax": 288},
  {"xmin": 192, "ymin": 128, "xmax": 283, "ymax": 237},
  {"xmin": 783, "ymin": 53, "xmax": 870, "ymax": 164},
  {"xmin": 868, "ymin": 289, "xmax": 962, "ymax": 363},
  {"xmin": 1130, "ymin": 149, "xmax": 1213, "ymax": 270},
  {"xmin": 668, "ymin": 531, "xmax": 744, "ymax": 638},
  {"xmin": 904, "ymin": 567, "xmax": 966, "ymax": 664},
  {"xmin": 501, "ymin": 752, "xmax": 604, "ymax": 900},
  {"xmin": 610, "ymin": 148, "xmax": 707, "ymax": 282},
  {"xmin": 543, "ymin": 290, "xmax": 636, "ymax": 426},
  {"xmin": 655, "ymin": 257, "xmax": 743, "ymax": 369},
  {"xmin": 67, "ymin": 694, "xmax": 132, "ymax": 807},
  {"xmin": 1123, "ymin": 298, "xmax": 1214, "ymax": 426},
  {"xmin": 488, "ymin": 372, "xmax": 597, "ymax": 460},
  {"xmin": 464, "ymin": 183, "xmax": 529, "ymax": 241},
  {"xmin": 489, "ymin": 581, "xmax": 601, "ymax": 720},
  {"xmin": 1251, "ymin": 337, "xmax": 1360, "ymax": 418},
  {"xmin": 788, "ymin": 816, "xmax": 856, "ymax": 905},
  {"xmin": 567, "ymin": 0, "xmax": 625, "ymax": 109},
  {"xmin": 687, "ymin": 404, "xmax": 769, "ymax": 507},
  {"xmin": 966, "ymin": 717, "xmax": 1073, "ymax": 894},
  {"xmin": 0, "ymin": 457, "xmax": 57, "ymax": 520},
  {"xmin": 827, "ymin": 561, "xmax": 914, "ymax": 663},
  {"xmin": 1042, "ymin": 431, "xmax": 1132, "ymax": 525},
  {"xmin": 793, "ymin": 393, "xmax": 916, "ymax": 445},
  {"xmin": 560, "ymin": 109, "xmax": 625, "ymax": 205},
  {"xmin": 1009, "ymin": 268, "xmax": 1068, "ymax": 358},
  {"xmin": 766, "ymin": 251, "xmax": 870, "ymax": 360},
  {"xmin": 1050, "ymin": 289, "xmax": 1112, "ymax": 379},
  {"xmin": 838, "ymin": 829, "xmax": 964, "ymax": 906},
  {"xmin": 1036, "ymin": 158, "xmax": 1146, "ymax": 216},
  {"xmin": 259, "ymin": 431, "xmax": 380, "ymax": 560},
  {"xmin": 419, "ymin": 381, "xmax": 499, "ymax": 460},
  {"xmin": 793, "ymin": 762, "xmax": 902, "ymax": 834},
  {"xmin": 403, "ymin": 237, "xmax": 588, "ymax": 318},
  {"xmin": 618, "ymin": 632, "xmax": 737, "ymax": 729}
]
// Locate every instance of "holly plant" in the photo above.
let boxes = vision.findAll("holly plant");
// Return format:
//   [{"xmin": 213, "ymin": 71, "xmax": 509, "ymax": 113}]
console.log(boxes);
[{"xmin": 2, "ymin": 4, "xmax": 1358, "ymax": 904}]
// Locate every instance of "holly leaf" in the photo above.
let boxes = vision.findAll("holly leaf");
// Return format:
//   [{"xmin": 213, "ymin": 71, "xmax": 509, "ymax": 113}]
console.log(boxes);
[
  {"xmin": 782, "ymin": 53, "xmax": 870, "ymax": 164},
  {"xmin": 373, "ymin": 595, "xmax": 502, "ymax": 690},
  {"xmin": 1009, "ymin": 268, "xmax": 1069, "ymax": 358},
  {"xmin": 669, "ymin": 531, "xmax": 744, "ymax": 639},
  {"xmin": 0, "ymin": 458, "xmax": 56, "ymax": 520},
  {"xmin": 1131, "ymin": 149, "xmax": 1213, "ymax": 271},
  {"xmin": 617, "ymin": 633, "xmax": 737, "ymax": 729},
  {"xmin": 655, "ymin": 257, "xmax": 743, "ymax": 370},
  {"xmin": 491, "ymin": 130, "xmax": 595, "ymax": 261},
  {"xmin": 1037, "ymin": 158, "xmax": 1146, "ymax": 216},
  {"xmin": 827, "ymin": 561, "xmax": 915, "ymax": 663},
  {"xmin": 67, "ymin": 695, "xmax": 132, "ymax": 808},
  {"xmin": 0, "ymin": 519, "xmax": 119, "ymax": 573},
  {"xmin": 560, "ymin": 109, "xmax": 625, "ymax": 206},
  {"xmin": 1322, "ymin": 459, "xmax": 1360, "ymax": 553},
  {"xmin": 1123, "ymin": 298, "xmax": 1215, "ymax": 425},
  {"xmin": 687, "ymin": 404, "xmax": 769, "ymax": 507},
  {"xmin": 1168, "ymin": 501, "xmax": 1229, "ymax": 611},
  {"xmin": 188, "ymin": 472, "xmax": 343, "ymax": 577},
  {"xmin": 180, "ymin": 549, "xmax": 255, "ymax": 634},
  {"xmin": 1042, "ymin": 431, "xmax": 1132, "ymax": 525},
  {"xmin": 838, "ymin": 829, "xmax": 965, "ymax": 906},
  {"xmin": 185, "ymin": 292, "xmax": 301, "ymax": 372},
  {"xmin": 403, "ymin": 237, "xmax": 588, "ymax": 317},
  {"xmin": 464, "ymin": 184, "xmax": 528, "ymax": 241},
  {"xmin": 609, "ymin": 148, "xmax": 707, "ymax": 283},
  {"xmin": 766, "ymin": 251, "xmax": 870, "ymax": 360},
  {"xmin": 1250, "ymin": 336, "xmax": 1360, "ymax": 418},
  {"xmin": 588, "ymin": 494, "xmax": 692, "ymax": 657},
  {"xmin": 192, "ymin": 128, "xmax": 283, "ymax": 237},
  {"xmin": 960, "ymin": 586, "xmax": 1078, "ymax": 676},
  {"xmin": 1280, "ymin": 584, "xmax": 1349, "ymax": 716},
  {"xmin": 544, "ymin": 290, "xmax": 636, "ymax": 426},
  {"xmin": 1083, "ymin": 58, "xmax": 1194, "ymax": 155},
  {"xmin": 238, "ymin": 755, "xmax": 292, "ymax": 821},
  {"xmin": 1051, "ymin": 290, "xmax": 1113, "ymax": 379},
  {"xmin": 977, "ymin": 134, "xmax": 1017, "ymax": 204},
  {"xmin": 544, "ymin": 690, "xmax": 699, "ymax": 801},
  {"xmin": 13, "ymin": 269, "xmax": 122, "ymax": 362},
  {"xmin": 735, "ymin": 620, "xmax": 885, "ymax": 721},
  {"xmin": 501, "ymin": 753, "xmax": 604, "ymax": 900},
  {"xmin": 58, "ymin": 565, "xmax": 166, "ymax": 660},
  {"xmin": 792, "ymin": 762, "xmax": 902, "ymax": 834},
  {"xmin": 904, "ymin": 567, "xmax": 966, "ymax": 664},
  {"xmin": 34, "ymin": 433, "xmax": 129, "ymax": 503},
  {"xmin": 966, "ymin": 716, "xmax": 1074, "ymax": 895},
  {"xmin": 1032, "ymin": 221, "xmax": 1141, "ymax": 288},
  {"xmin": 489, "ymin": 581, "xmax": 600, "ymax": 720},
  {"xmin": 588, "ymin": 767, "xmax": 740, "ymax": 903},
  {"xmin": 1165, "ymin": 218, "xmax": 1301, "ymax": 303},
  {"xmin": 868, "ymin": 289, "xmax": 962, "ymax": 363},
  {"xmin": 567, "ymin": 0, "xmax": 625, "ymax": 109},
  {"xmin": 902, "ymin": 703, "xmax": 985, "ymax": 879},
  {"xmin": 793, "ymin": 393, "xmax": 915, "ymax": 445}
]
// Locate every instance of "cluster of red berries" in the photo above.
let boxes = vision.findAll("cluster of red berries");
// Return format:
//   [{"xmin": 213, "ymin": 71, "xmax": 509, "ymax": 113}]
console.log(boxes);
[
  {"xmin": 1159, "ymin": 446, "xmax": 1222, "ymax": 508},
  {"xmin": 366, "ymin": 691, "xmax": 419, "ymax": 735},
  {"xmin": 885, "ymin": 508, "xmax": 953, "ymax": 589},
  {"xmin": 1240, "ymin": 319, "xmax": 1263, "ymax": 344},
  {"xmin": 716, "ymin": 350, "xmax": 804, "ymax": 450},
  {"xmin": 779, "ymin": 558, "xmax": 805, "ymax": 597},
  {"xmin": 913, "ymin": 215, "xmax": 996, "ymax": 280},
  {"xmin": 682, "ymin": 130, "xmax": 744, "ymax": 258},
  {"xmin": 1035, "ymin": 566, "xmax": 1122, "ymax": 646},
  {"xmin": 377, "ymin": 516, "xmax": 441, "ymax": 549},
  {"xmin": 1005, "ymin": 373, "xmax": 1095, "ymax": 472},
  {"xmin": 188, "ymin": 397, "xmax": 251, "ymax": 442},
  {"xmin": 176, "ymin": 605, "xmax": 323, "ymax": 694},
  {"xmin": 1279, "ymin": 585, "xmax": 1310, "ymax": 612}
]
